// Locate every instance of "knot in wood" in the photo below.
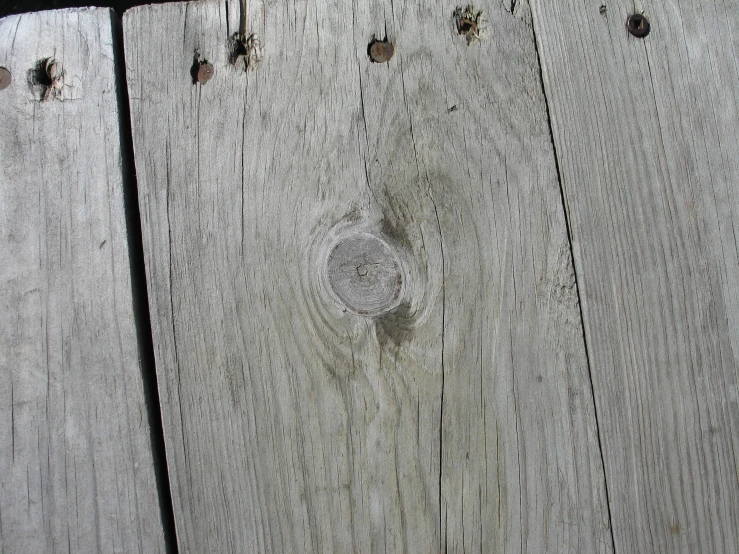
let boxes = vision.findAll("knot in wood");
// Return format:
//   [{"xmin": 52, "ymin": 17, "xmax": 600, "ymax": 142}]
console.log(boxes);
[{"xmin": 326, "ymin": 233, "xmax": 404, "ymax": 316}]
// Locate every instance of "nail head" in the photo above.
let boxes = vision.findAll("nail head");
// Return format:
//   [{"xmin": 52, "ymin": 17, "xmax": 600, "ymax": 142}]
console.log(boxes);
[
  {"xmin": 0, "ymin": 67, "xmax": 11, "ymax": 90},
  {"xmin": 368, "ymin": 39, "xmax": 395, "ymax": 63},
  {"xmin": 197, "ymin": 61, "xmax": 214, "ymax": 84},
  {"xmin": 627, "ymin": 13, "xmax": 650, "ymax": 38}
]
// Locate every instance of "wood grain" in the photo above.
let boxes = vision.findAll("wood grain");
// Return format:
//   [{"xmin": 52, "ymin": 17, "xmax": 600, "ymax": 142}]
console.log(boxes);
[
  {"xmin": 0, "ymin": 9, "xmax": 165, "ymax": 553},
  {"xmin": 530, "ymin": 0, "xmax": 739, "ymax": 551},
  {"xmin": 125, "ymin": 0, "xmax": 611, "ymax": 551}
]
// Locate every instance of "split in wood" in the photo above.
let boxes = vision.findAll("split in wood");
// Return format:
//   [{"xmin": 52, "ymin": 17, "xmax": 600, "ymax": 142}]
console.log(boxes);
[
  {"xmin": 229, "ymin": 33, "xmax": 262, "ymax": 72},
  {"xmin": 29, "ymin": 57, "xmax": 64, "ymax": 101},
  {"xmin": 454, "ymin": 5, "xmax": 485, "ymax": 45},
  {"xmin": 368, "ymin": 37, "xmax": 395, "ymax": 63}
]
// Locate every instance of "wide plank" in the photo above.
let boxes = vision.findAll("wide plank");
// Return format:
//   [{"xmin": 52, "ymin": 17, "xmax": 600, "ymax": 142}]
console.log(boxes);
[
  {"xmin": 0, "ymin": 9, "xmax": 166, "ymax": 553},
  {"xmin": 125, "ymin": 0, "xmax": 611, "ymax": 551},
  {"xmin": 530, "ymin": 0, "xmax": 739, "ymax": 551}
]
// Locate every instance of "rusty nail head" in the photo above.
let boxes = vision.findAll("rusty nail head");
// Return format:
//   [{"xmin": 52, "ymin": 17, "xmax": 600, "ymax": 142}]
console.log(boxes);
[
  {"xmin": 368, "ymin": 39, "xmax": 395, "ymax": 63},
  {"xmin": 0, "ymin": 67, "xmax": 11, "ymax": 90},
  {"xmin": 627, "ymin": 13, "xmax": 650, "ymax": 38},
  {"xmin": 197, "ymin": 61, "xmax": 214, "ymax": 84}
]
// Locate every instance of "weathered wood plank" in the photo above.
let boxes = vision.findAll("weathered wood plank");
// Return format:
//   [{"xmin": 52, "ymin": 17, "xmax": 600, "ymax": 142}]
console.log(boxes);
[
  {"xmin": 125, "ymin": 0, "xmax": 611, "ymax": 551},
  {"xmin": 529, "ymin": 0, "xmax": 739, "ymax": 551},
  {"xmin": 0, "ymin": 9, "xmax": 166, "ymax": 553}
]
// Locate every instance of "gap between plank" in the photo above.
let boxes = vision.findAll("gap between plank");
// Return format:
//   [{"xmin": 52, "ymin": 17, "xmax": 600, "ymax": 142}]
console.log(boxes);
[
  {"xmin": 527, "ymin": 9, "xmax": 617, "ymax": 553},
  {"xmin": 110, "ymin": 11, "xmax": 179, "ymax": 554}
]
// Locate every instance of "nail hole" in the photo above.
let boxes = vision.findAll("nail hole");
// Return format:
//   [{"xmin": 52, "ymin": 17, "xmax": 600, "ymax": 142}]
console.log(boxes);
[
  {"xmin": 627, "ymin": 13, "xmax": 650, "ymax": 38},
  {"xmin": 458, "ymin": 19, "xmax": 476, "ymax": 33},
  {"xmin": 229, "ymin": 33, "xmax": 262, "ymax": 72},
  {"xmin": 29, "ymin": 57, "xmax": 64, "ymax": 101},
  {"xmin": 453, "ymin": 5, "xmax": 485, "ymax": 45}
]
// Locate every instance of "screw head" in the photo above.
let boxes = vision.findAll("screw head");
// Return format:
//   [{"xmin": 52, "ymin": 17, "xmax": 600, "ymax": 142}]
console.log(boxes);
[
  {"xmin": 368, "ymin": 39, "xmax": 395, "ymax": 63},
  {"xmin": 0, "ymin": 67, "xmax": 11, "ymax": 90},
  {"xmin": 627, "ymin": 13, "xmax": 650, "ymax": 38}
]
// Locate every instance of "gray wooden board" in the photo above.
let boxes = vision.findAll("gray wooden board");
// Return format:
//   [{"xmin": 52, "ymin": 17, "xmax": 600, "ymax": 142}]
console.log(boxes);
[
  {"xmin": 529, "ymin": 0, "xmax": 739, "ymax": 552},
  {"xmin": 0, "ymin": 8, "xmax": 165, "ymax": 554},
  {"xmin": 124, "ymin": 0, "xmax": 611, "ymax": 551}
]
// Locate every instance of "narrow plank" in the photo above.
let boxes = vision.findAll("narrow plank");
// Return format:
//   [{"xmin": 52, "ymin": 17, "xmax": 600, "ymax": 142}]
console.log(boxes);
[
  {"xmin": 124, "ymin": 0, "xmax": 611, "ymax": 551},
  {"xmin": 529, "ymin": 0, "xmax": 739, "ymax": 551},
  {"xmin": 0, "ymin": 9, "xmax": 166, "ymax": 553}
]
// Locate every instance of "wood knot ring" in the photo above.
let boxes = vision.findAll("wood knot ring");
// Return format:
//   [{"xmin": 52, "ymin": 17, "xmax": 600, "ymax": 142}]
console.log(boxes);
[{"xmin": 326, "ymin": 233, "xmax": 403, "ymax": 316}]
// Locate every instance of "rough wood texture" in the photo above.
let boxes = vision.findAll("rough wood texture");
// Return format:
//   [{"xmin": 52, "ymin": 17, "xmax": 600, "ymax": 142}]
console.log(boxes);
[
  {"xmin": 0, "ymin": 9, "xmax": 165, "ymax": 553},
  {"xmin": 530, "ymin": 0, "xmax": 739, "ymax": 552},
  {"xmin": 125, "ymin": 0, "xmax": 611, "ymax": 551}
]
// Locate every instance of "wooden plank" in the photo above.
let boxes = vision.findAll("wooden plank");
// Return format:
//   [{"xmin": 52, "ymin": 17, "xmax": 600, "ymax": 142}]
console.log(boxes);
[
  {"xmin": 529, "ymin": 0, "xmax": 739, "ymax": 552},
  {"xmin": 0, "ymin": 9, "xmax": 166, "ymax": 553},
  {"xmin": 124, "ymin": 0, "xmax": 612, "ymax": 551}
]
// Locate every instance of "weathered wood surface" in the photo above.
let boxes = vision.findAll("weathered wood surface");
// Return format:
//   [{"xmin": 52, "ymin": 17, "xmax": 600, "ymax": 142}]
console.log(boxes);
[
  {"xmin": 125, "ymin": 0, "xmax": 611, "ymax": 551},
  {"xmin": 530, "ymin": 0, "xmax": 739, "ymax": 552},
  {"xmin": 0, "ymin": 9, "xmax": 165, "ymax": 553}
]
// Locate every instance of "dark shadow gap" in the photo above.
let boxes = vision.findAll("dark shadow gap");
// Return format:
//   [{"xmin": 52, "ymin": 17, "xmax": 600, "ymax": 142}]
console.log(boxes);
[
  {"xmin": 110, "ymin": 10, "xmax": 179, "ymax": 554},
  {"xmin": 527, "ymin": 9, "xmax": 618, "ymax": 554},
  {"xmin": 0, "ymin": 1, "xmax": 173, "ymax": 18}
]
